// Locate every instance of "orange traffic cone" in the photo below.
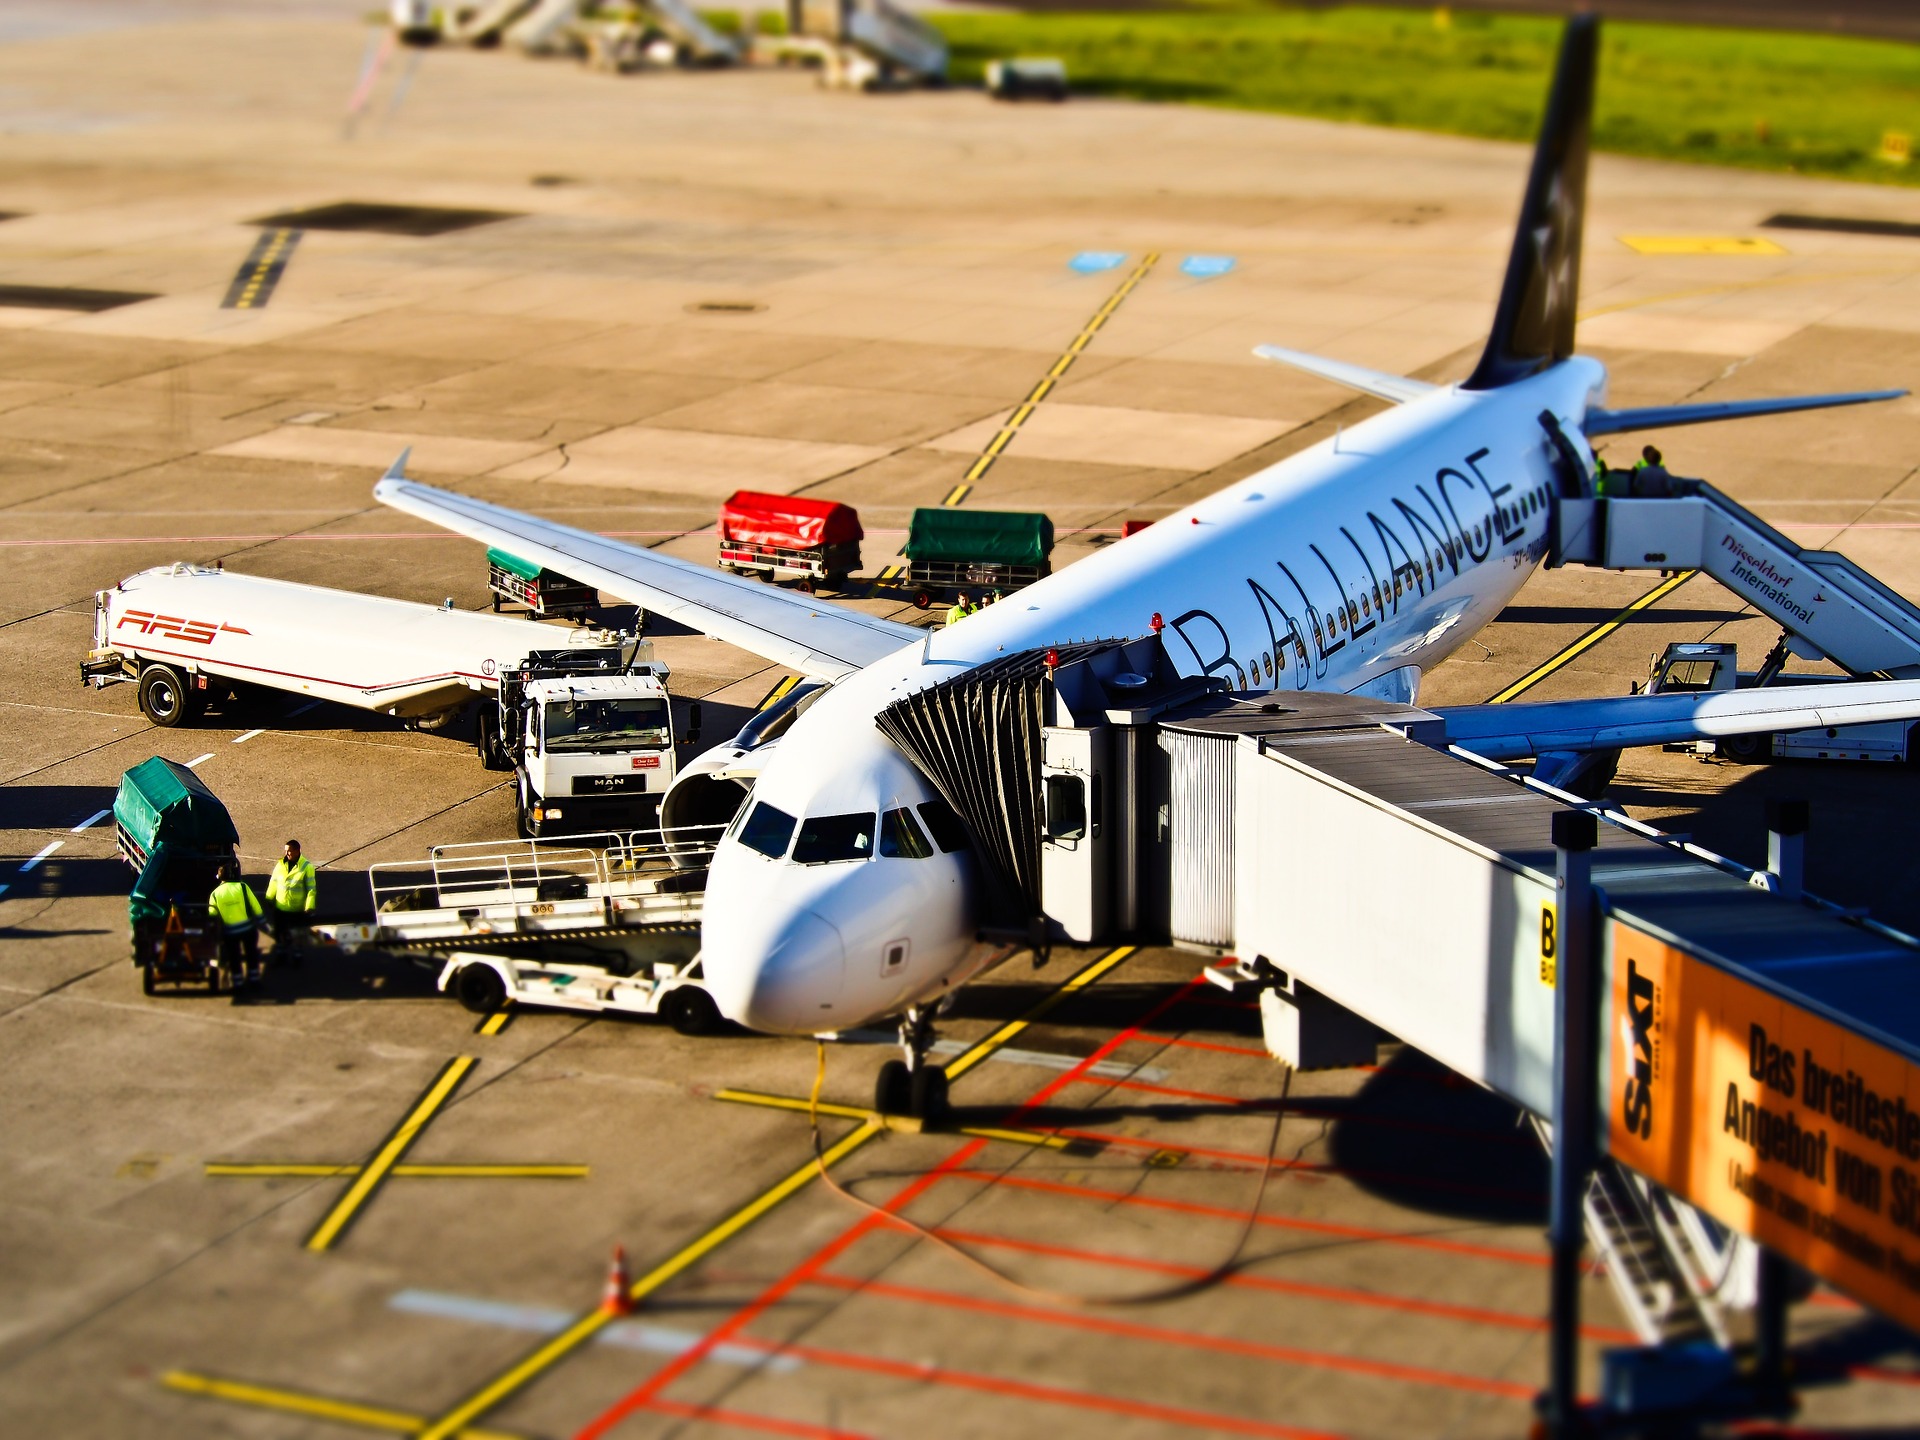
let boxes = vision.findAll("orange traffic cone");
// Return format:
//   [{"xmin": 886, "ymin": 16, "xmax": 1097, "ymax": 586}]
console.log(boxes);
[{"xmin": 600, "ymin": 1245, "xmax": 632, "ymax": 1316}]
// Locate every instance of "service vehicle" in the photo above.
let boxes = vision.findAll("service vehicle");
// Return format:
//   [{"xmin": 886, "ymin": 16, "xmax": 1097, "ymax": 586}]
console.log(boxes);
[
  {"xmin": 1646, "ymin": 640, "xmax": 1920, "ymax": 763},
  {"xmin": 903, "ymin": 506, "xmax": 1053, "ymax": 609},
  {"xmin": 718, "ymin": 490, "xmax": 863, "ymax": 593},
  {"xmin": 115, "ymin": 756, "xmax": 241, "ymax": 994},
  {"xmin": 487, "ymin": 546, "xmax": 600, "ymax": 620},
  {"xmin": 315, "ymin": 827, "xmax": 725, "ymax": 1032},
  {"xmin": 82, "ymin": 563, "xmax": 684, "ymax": 838}
]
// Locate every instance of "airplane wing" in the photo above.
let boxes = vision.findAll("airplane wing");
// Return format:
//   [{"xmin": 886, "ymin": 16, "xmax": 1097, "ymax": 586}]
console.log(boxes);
[
  {"xmin": 1585, "ymin": 390, "xmax": 1906, "ymax": 437},
  {"xmin": 1435, "ymin": 679, "xmax": 1920, "ymax": 761},
  {"xmin": 374, "ymin": 461, "xmax": 924, "ymax": 681}
]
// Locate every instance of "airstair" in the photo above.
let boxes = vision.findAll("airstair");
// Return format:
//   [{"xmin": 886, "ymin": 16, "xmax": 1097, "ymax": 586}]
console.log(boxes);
[
  {"xmin": 1556, "ymin": 474, "xmax": 1920, "ymax": 678},
  {"xmin": 774, "ymin": 0, "xmax": 947, "ymax": 87}
]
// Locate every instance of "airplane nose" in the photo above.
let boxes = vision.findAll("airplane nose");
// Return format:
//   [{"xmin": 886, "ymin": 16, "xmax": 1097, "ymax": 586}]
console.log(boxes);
[{"xmin": 709, "ymin": 909, "xmax": 846, "ymax": 1035}]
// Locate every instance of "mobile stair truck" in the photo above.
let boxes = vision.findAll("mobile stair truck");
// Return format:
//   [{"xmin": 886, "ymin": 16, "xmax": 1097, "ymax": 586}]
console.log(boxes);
[
  {"xmin": 903, "ymin": 506, "xmax": 1053, "ymax": 609},
  {"xmin": 315, "ymin": 825, "xmax": 726, "ymax": 1033},
  {"xmin": 81, "ymin": 564, "xmax": 687, "ymax": 839},
  {"xmin": 115, "ymin": 756, "xmax": 242, "ymax": 994},
  {"xmin": 717, "ymin": 490, "xmax": 863, "ymax": 593}
]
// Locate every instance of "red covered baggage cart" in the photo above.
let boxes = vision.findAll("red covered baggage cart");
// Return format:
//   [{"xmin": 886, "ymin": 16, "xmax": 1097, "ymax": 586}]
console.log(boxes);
[{"xmin": 718, "ymin": 491, "xmax": 862, "ymax": 593}]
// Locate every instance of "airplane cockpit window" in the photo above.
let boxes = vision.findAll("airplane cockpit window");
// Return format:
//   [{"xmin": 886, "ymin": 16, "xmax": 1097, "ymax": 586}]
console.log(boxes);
[
  {"xmin": 738, "ymin": 801, "xmax": 798, "ymax": 859},
  {"xmin": 793, "ymin": 812, "xmax": 876, "ymax": 864},
  {"xmin": 878, "ymin": 807, "xmax": 933, "ymax": 859},
  {"xmin": 915, "ymin": 798, "xmax": 971, "ymax": 854}
]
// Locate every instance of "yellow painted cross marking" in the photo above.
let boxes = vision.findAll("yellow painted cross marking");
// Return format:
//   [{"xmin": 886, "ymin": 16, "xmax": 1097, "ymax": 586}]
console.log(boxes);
[
  {"xmin": 207, "ymin": 1163, "xmax": 587, "ymax": 1179},
  {"xmin": 1485, "ymin": 571, "xmax": 1695, "ymax": 704},
  {"xmin": 412, "ymin": 945, "xmax": 1136, "ymax": 1440},
  {"xmin": 159, "ymin": 1371, "xmax": 524, "ymax": 1440},
  {"xmin": 1618, "ymin": 235, "xmax": 1786, "ymax": 256},
  {"xmin": 305, "ymin": 1055, "xmax": 475, "ymax": 1251}
]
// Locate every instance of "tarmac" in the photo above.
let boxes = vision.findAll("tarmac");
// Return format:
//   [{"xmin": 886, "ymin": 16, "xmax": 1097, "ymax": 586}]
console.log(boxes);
[{"xmin": 4, "ymin": 7, "xmax": 1920, "ymax": 1438}]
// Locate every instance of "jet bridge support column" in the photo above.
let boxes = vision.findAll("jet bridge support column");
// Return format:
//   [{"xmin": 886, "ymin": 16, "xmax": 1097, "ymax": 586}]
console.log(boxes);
[{"xmin": 1544, "ymin": 809, "xmax": 1599, "ymax": 1439}]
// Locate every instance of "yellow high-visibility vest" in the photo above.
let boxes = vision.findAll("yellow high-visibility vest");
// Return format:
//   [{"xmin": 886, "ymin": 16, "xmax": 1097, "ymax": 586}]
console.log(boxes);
[
  {"xmin": 208, "ymin": 880, "xmax": 262, "ymax": 931},
  {"xmin": 267, "ymin": 856, "xmax": 318, "ymax": 913}
]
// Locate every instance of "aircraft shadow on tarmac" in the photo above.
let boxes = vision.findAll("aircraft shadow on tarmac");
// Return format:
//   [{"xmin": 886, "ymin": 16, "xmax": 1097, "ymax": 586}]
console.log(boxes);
[
  {"xmin": 1, "ymin": 855, "xmax": 132, "ymax": 903},
  {"xmin": 945, "ymin": 977, "xmax": 1265, "ymax": 1042},
  {"xmin": 1493, "ymin": 603, "xmax": 1747, "ymax": 627},
  {"xmin": 0, "ymin": 784, "xmax": 118, "ymax": 832}
]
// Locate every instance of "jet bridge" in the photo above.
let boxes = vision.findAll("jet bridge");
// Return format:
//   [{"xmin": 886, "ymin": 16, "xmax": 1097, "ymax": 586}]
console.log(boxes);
[{"xmin": 1555, "ymin": 471, "xmax": 1920, "ymax": 679}]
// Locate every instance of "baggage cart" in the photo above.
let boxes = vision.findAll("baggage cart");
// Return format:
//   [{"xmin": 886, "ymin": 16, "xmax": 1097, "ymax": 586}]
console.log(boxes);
[
  {"xmin": 115, "ymin": 757, "xmax": 241, "ymax": 994},
  {"xmin": 903, "ymin": 507, "xmax": 1053, "ymax": 609},
  {"xmin": 488, "ymin": 547, "xmax": 599, "ymax": 620},
  {"xmin": 718, "ymin": 490, "xmax": 862, "ymax": 593}
]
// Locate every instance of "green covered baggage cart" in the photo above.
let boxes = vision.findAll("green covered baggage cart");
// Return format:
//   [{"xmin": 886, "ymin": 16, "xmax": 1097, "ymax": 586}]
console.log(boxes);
[
  {"xmin": 903, "ymin": 507, "xmax": 1053, "ymax": 608},
  {"xmin": 487, "ymin": 547, "xmax": 599, "ymax": 621},
  {"xmin": 116, "ymin": 757, "xmax": 241, "ymax": 994}
]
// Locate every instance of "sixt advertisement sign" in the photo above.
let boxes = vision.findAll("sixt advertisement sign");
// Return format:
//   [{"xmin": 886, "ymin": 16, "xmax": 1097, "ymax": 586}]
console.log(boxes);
[{"xmin": 1607, "ymin": 923, "xmax": 1920, "ymax": 1332}]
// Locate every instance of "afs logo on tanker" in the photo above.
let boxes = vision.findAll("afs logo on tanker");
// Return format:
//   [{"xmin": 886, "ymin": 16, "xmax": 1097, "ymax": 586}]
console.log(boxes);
[{"xmin": 116, "ymin": 610, "xmax": 250, "ymax": 646}]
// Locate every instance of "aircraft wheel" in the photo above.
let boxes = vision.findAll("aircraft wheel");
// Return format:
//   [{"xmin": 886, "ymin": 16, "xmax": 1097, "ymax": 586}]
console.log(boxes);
[
  {"xmin": 137, "ymin": 665, "xmax": 198, "ymax": 727},
  {"xmin": 662, "ymin": 985, "xmax": 722, "ymax": 1036},
  {"xmin": 910, "ymin": 1064, "xmax": 949, "ymax": 1123},
  {"xmin": 454, "ymin": 963, "xmax": 507, "ymax": 1015},
  {"xmin": 874, "ymin": 1059, "xmax": 911, "ymax": 1116}
]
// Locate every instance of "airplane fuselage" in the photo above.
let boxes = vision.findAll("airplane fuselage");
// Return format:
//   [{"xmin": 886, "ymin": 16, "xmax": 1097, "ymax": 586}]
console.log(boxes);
[{"xmin": 700, "ymin": 357, "xmax": 1609, "ymax": 1034}]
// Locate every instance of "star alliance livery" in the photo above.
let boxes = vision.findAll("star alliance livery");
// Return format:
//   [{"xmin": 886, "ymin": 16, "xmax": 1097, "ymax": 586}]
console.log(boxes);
[{"xmin": 378, "ymin": 18, "xmax": 1915, "ymax": 1104}]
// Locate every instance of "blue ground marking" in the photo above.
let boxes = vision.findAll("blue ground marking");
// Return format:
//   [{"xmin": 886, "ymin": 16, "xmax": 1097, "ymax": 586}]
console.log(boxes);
[
  {"xmin": 1180, "ymin": 254, "xmax": 1236, "ymax": 278},
  {"xmin": 387, "ymin": 1289, "xmax": 801, "ymax": 1371},
  {"xmin": 1069, "ymin": 251, "xmax": 1126, "ymax": 274}
]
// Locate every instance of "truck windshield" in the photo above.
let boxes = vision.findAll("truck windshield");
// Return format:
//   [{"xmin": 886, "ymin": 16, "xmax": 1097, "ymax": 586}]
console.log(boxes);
[{"xmin": 543, "ymin": 698, "xmax": 669, "ymax": 751}]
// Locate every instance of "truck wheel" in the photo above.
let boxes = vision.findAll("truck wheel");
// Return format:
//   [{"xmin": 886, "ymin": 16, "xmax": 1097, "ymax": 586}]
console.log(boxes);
[
  {"xmin": 454, "ymin": 963, "xmax": 508, "ymax": 1015},
  {"xmin": 662, "ymin": 985, "xmax": 722, "ymax": 1036},
  {"xmin": 141, "ymin": 961, "xmax": 157, "ymax": 996},
  {"xmin": 1718, "ymin": 733, "xmax": 1769, "ymax": 765},
  {"xmin": 137, "ymin": 665, "xmax": 197, "ymax": 727}
]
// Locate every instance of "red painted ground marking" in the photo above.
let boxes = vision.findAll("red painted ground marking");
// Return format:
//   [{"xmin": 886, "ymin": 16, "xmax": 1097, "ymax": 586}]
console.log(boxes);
[
  {"xmin": 1035, "ymin": 1125, "xmax": 1546, "ymax": 1204},
  {"xmin": 1083, "ymin": 1074, "xmax": 1537, "ymax": 1149},
  {"xmin": 1137, "ymin": 1033, "xmax": 1271, "ymax": 1058},
  {"xmin": 905, "ymin": 1227, "xmax": 1628, "ymax": 1345},
  {"xmin": 807, "ymin": 1271, "xmax": 1539, "ymax": 1399},
  {"xmin": 943, "ymin": 1168, "xmax": 1557, "ymax": 1268},
  {"xmin": 1849, "ymin": 1365, "xmax": 1920, "ymax": 1388},
  {"xmin": 740, "ymin": 1333, "xmax": 1350, "ymax": 1439},
  {"xmin": 648, "ymin": 1398, "xmax": 878, "ymax": 1438},
  {"xmin": 573, "ymin": 973, "xmax": 1204, "ymax": 1439}
]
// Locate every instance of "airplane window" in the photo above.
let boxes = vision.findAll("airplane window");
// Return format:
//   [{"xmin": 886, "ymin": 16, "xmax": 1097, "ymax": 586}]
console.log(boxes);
[
  {"xmin": 1263, "ymin": 651, "xmax": 1273, "ymax": 679},
  {"xmin": 793, "ymin": 812, "xmax": 877, "ymax": 864},
  {"xmin": 738, "ymin": 801, "xmax": 798, "ymax": 860},
  {"xmin": 879, "ymin": 807, "xmax": 933, "ymax": 859},
  {"xmin": 915, "ymin": 798, "xmax": 971, "ymax": 853}
]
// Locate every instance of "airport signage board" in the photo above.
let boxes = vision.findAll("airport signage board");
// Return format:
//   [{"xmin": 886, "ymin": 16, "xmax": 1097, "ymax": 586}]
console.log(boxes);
[{"xmin": 1606, "ymin": 922, "xmax": 1920, "ymax": 1332}]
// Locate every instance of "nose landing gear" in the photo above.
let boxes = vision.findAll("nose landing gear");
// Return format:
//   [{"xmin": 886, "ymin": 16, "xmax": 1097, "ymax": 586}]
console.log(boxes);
[{"xmin": 874, "ymin": 1004, "xmax": 949, "ymax": 1121}]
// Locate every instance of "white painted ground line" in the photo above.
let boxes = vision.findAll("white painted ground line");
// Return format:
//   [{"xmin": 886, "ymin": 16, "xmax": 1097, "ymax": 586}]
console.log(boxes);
[
  {"xmin": 185, "ymin": 754, "xmax": 215, "ymax": 768},
  {"xmin": 233, "ymin": 729, "xmax": 264, "ymax": 744},
  {"xmin": 70, "ymin": 809, "xmax": 111, "ymax": 833},
  {"xmin": 20, "ymin": 841, "xmax": 63, "ymax": 873}
]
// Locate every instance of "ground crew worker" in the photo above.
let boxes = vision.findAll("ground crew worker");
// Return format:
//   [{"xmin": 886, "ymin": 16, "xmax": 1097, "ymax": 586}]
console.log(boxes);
[
  {"xmin": 208, "ymin": 860, "xmax": 263, "ymax": 987},
  {"xmin": 945, "ymin": 591, "xmax": 975, "ymax": 627},
  {"xmin": 1631, "ymin": 443, "xmax": 1674, "ymax": 498},
  {"xmin": 266, "ymin": 839, "xmax": 317, "ymax": 957}
]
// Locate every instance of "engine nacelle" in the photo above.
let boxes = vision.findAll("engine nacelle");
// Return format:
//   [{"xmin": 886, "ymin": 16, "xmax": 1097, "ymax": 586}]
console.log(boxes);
[{"xmin": 659, "ymin": 678, "xmax": 829, "ymax": 850}]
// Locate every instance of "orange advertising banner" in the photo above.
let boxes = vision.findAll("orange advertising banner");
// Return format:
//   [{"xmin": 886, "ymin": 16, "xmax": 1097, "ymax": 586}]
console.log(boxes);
[{"xmin": 1607, "ymin": 921, "xmax": 1920, "ymax": 1331}]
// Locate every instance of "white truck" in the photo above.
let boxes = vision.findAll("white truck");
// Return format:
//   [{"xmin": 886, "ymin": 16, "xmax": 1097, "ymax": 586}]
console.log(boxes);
[
  {"xmin": 315, "ymin": 830, "xmax": 724, "ymax": 1033},
  {"xmin": 1647, "ymin": 640, "xmax": 1920, "ymax": 763},
  {"xmin": 82, "ymin": 563, "xmax": 696, "ymax": 838}
]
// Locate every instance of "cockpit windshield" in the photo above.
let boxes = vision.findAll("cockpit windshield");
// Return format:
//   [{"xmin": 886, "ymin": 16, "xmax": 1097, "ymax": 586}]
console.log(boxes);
[
  {"xmin": 737, "ymin": 801, "xmax": 797, "ymax": 859},
  {"xmin": 792, "ymin": 812, "xmax": 876, "ymax": 865},
  {"xmin": 543, "ymin": 697, "xmax": 669, "ymax": 752}
]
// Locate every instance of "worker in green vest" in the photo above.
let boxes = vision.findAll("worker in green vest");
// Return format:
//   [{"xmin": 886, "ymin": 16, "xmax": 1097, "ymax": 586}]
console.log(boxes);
[
  {"xmin": 945, "ymin": 591, "xmax": 975, "ymax": 627},
  {"xmin": 266, "ymin": 838, "xmax": 318, "ymax": 959},
  {"xmin": 208, "ymin": 860, "xmax": 263, "ymax": 987}
]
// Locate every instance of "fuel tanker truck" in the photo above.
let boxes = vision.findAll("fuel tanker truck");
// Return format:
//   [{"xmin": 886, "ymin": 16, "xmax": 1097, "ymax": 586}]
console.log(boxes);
[{"xmin": 82, "ymin": 562, "xmax": 691, "ymax": 838}]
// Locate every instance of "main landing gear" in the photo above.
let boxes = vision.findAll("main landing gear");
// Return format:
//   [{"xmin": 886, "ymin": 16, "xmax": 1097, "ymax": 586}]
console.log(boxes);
[{"xmin": 873, "ymin": 1004, "xmax": 949, "ymax": 1122}]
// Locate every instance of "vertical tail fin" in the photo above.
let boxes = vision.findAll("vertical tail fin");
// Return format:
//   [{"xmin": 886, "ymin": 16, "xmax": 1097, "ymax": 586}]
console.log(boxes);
[{"xmin": 1463, "ymin": 17, "xmax": 1598, "ymax": 391}]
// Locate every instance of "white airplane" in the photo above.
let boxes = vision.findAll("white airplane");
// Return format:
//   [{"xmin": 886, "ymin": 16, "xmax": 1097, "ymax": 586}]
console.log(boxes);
[{"xmin": 377, "ymin": 18, "xmax": 1912, "ymax": 1115}]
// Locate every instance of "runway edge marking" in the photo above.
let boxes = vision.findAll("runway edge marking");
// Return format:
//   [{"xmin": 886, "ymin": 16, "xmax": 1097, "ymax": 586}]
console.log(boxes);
[{"xmin": 412, "ymin": 944, "xmax": 1135, "ymax": 1440}]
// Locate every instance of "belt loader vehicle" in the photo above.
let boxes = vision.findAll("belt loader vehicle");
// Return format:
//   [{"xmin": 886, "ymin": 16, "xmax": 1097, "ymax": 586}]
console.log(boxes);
[
  {"xmin": 314, "ymin": 827, "xmax": 725, "ymax": 1033},
  {"xmin": 82, "ymin": 563, "xmax": 690, "ymax": 838}
]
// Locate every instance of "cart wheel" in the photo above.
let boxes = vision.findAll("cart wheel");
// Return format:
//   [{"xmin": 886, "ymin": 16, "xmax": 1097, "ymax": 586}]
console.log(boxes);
[
  {"xmin": 874, "ymin": 1059, "xmax": 911, "ymax": 1116},
  {"xmin": 796, "ymin": 578, "xmax": 815, "ymax": 595},
  {"xmin": 912, "ymin": 590, "xmax": 932, "ymax": 610},
  {"xmin": 910, "ymin": 1064, "xmax": 950, "ymax": 1122},
  {"xmin": 454, "ymin": 963, "xmax": 508, "ymax": 1015},
  {"xmin": 141, "ymin": 961, "xmax": 157, "ymax": 996},
  {"xmin": 662, "ymin": 986, "xmax": 722, "ymax": 1036}
]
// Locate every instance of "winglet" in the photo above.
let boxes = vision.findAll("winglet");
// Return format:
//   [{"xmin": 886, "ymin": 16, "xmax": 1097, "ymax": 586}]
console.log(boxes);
[
  {"xmin": 381, "ymin": 448, "xmax": 412, "ymax": 484},
  {"xmin": 1253, "ymin": 345, "xmax": 1438, "ymax": 405},
  {"xmin": 1463, "ymin": 17, "xmax": 1598, "ymax": 391}
]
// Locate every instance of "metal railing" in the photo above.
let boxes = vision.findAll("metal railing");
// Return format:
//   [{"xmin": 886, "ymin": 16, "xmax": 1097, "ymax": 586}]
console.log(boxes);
[{"xmin": 367, "ymin": 824, "xmax": 727, "ymax": 915}]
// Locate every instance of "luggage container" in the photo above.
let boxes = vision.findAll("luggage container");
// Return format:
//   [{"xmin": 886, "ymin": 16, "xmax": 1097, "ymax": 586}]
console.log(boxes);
[
  {"xmin": 115, "ymin": 756, "xmax": 241, "ymax": 994},
  {"xmin": 718, "ymin": 490, "xmax": 862, "ymax": 593},
  {"xmin": 903, "ymin": 507, "xmax": 1053, "ymax": 609},
  {"xmin": 487, "ymin": 546, "xmax": 599, "ymax": 620}
]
